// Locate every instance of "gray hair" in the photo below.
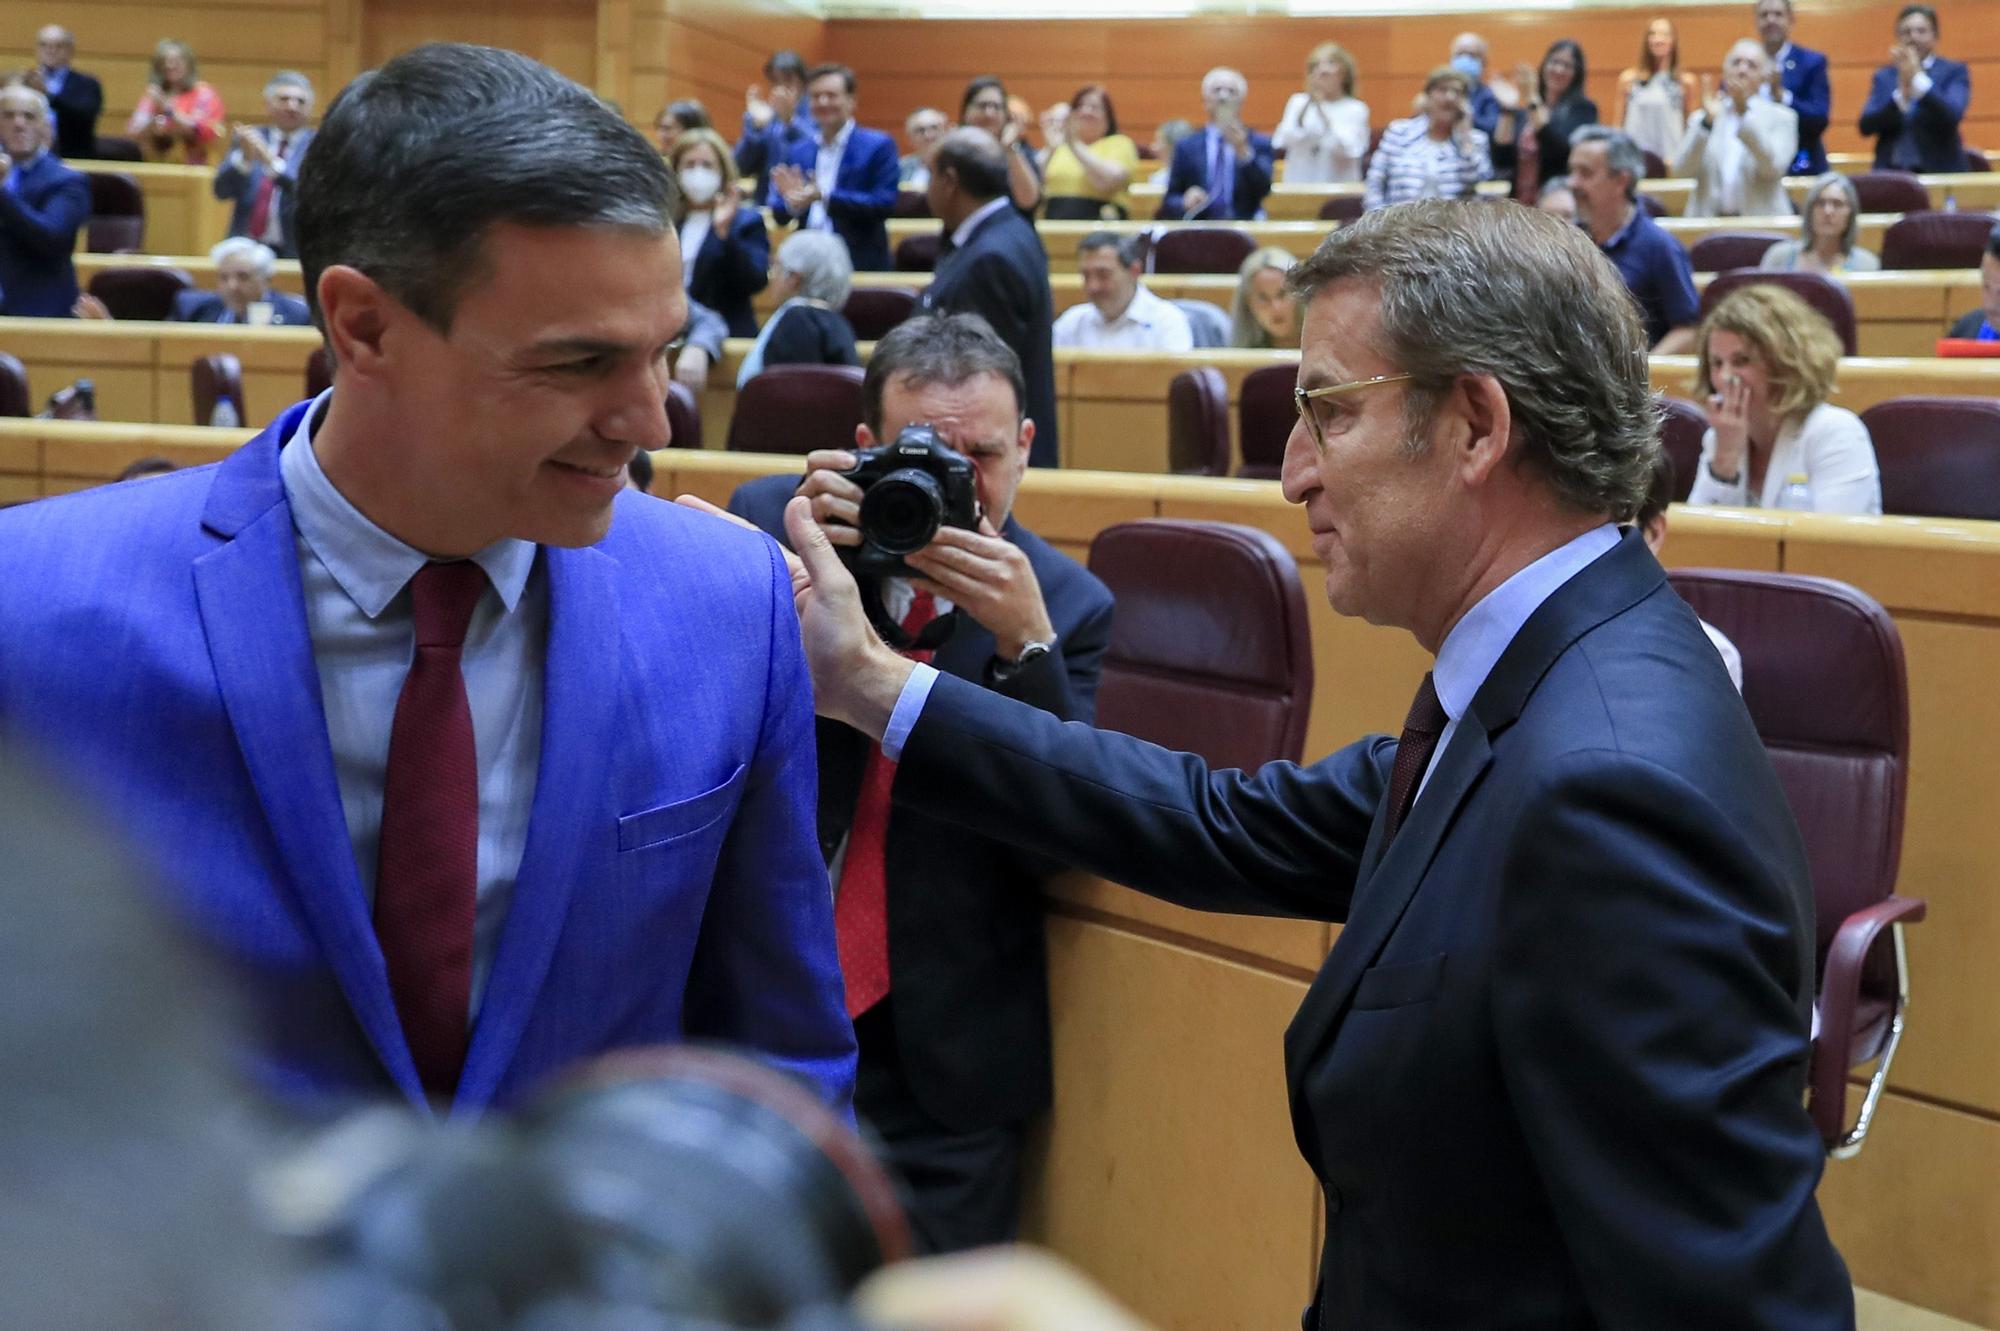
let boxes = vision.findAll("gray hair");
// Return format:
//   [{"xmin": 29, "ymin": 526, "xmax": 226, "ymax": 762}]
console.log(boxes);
[
  {"xmin": 264, "ymin": 70, "xmax": 315, "ymax": 104},
  {"xmin": 1203, "ymin": 66, "xmax": 1248, "ymax": 97},
  {"xmin": 1286, "ymin": 198, "xmax": 1659, "ymax": 521},
  {"xmin": 862, "ymin": 312, "xmax": 1026, "ymax": 435},
  {"xmin": 1726, "ymin": 38, "xmax": 1773, "ymax": 77},
  {"xmin": 775, "ymin": 229, "xmax": 853, "ymax": 306},
  {"xmin": 1798, "ymin": 172, "xmax": 1860, "ymax": 254},
  {"xmin": 0, "ymin": 82, "xmax": 51, "ymax": 117},
  {"xmin": 1570, "ymin": 124, "xmax": 1646, "ymax": 200},
  {"xmin": 294, "ymin": 43, "xmax": 674, "ymax": 337},
  {"xmin": 209, "ymin": 236, "xmax": 277, "ymax": 278},
  {"xmin": 1078, "ymin": 230, "xmax": 1145, "ymax": 267}
]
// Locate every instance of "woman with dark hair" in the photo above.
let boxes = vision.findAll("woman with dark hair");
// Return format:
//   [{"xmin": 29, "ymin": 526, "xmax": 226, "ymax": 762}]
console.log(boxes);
[
  {"xmin": 1618, "ymin": 18, "xmax": 1698, "ymax": 161},
  {"xmin": 1496, "ymin": 39, "xmax": 1598, "ymax": 186},
  {"xmin": 654, "ymin": 98, "xmax": 711, "ymax": 156},
  {"xmin": 1038, "ymin": 84, "xmax": 1138, "ymax": 220},
  {"xmin": 959, "ymin": 76, "xmax": 1042, "ymax": 213}
]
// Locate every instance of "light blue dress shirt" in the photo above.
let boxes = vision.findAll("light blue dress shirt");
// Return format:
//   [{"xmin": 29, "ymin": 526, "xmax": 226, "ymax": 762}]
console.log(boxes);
[{"xmin": 279, "ymin": 392, "xmax": 547, "ymax": 1017}]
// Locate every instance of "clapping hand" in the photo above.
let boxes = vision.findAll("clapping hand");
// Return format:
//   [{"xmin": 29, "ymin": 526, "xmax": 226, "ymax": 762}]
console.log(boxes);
[
  {"xmin": 745, "ymin": 83, "xmax": 775, "ymax": 129},
  {"xmin": 1179, "ymin": 185, "xmax": 1211, "ymax": 216},
  {"xmin": 1892, "ymin": 42, "xmax": 1923, "ymax": 93},
  {"xmin": 771, "ymin": 163, "xmax": 819, "ymax": 213},
  {"xmin": 710, "ymin": 180, "xmax": 742, "ymax": 227},
  {"xmin": 1039, "ymin": 104, "xmax": 1071, "ymax": 146},
  {"xmin": 71, "ymin": 293, "xmax": 112, "ymax": 320}
]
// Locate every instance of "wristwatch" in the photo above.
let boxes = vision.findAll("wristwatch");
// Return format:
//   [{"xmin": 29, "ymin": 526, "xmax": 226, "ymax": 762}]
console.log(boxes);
[{"xmin": 989, "ymin": 638, "xmax": 1055, "ymax": 683}]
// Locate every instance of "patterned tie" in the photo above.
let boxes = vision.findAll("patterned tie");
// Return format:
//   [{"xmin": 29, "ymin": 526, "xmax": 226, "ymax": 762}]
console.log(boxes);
[
  {"xmin": 246, "ymin": 132, "xmax": 287, "ymax": 242},
  {"xmin": 833, "ymin": 588, "xmax": 938, "ymax": 1019},
  {"xmin": 1380, "ymin": 672, "xmax": 1449, "ymax": 851},
  {"xmin": 374, "ymin": 559, "xmax": 488, "ymax": 1099}
]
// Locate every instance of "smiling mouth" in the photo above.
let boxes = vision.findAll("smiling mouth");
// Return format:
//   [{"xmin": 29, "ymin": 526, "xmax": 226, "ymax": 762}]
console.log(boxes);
[{"xmin": 549, "ymin": 459, "xmax": 626, "ymax": 481}]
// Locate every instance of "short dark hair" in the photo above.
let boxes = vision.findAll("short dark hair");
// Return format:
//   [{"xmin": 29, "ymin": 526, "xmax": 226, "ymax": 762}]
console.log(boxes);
[
  {"xmin": 931, "ymin": 127, "xmax": 1010, "ymax": 202},
  {"xmin": 960, "ymin": 76, "xmax": 1008, "ymax": 123},
  {"xmin": 1896, "ymin": 4, "xmax": 1939, "ymax": 33},
  {"xmin": 1078, "ymin": 230, "xmax": 1144, "ymax": 267},
  {"xmin": 764, "ymin": 50, "xmax": 807, "ymax": 83},
  {"xmin": 805, "ymin": 63, "xmax": 855, "ymax": 95},
  {"xmin": 663, "ymin": 98, "xmax": 710, "ymax": 130},
  {"xmin": 863, "ymin": 313, "xmax": 1026, "ymax": 435},
  {"xmin": 1986, "ymin": 220, "xmax": 2000, "ymax": 262},
  {"xmin": 295, "ymin": 43, "xmax": 674, "ymax": 337}
]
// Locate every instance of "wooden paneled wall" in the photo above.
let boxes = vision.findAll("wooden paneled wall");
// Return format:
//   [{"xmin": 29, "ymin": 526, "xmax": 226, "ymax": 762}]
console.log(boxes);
[{"xmin": 624, "ymin": 0, "xmax": 823, "ymax": 137}]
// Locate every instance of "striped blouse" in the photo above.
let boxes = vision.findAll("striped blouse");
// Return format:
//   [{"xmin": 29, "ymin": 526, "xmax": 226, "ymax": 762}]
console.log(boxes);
[{"xmin": 1363, "ymin": 115, "xmax": 1492, "ymax": 212}]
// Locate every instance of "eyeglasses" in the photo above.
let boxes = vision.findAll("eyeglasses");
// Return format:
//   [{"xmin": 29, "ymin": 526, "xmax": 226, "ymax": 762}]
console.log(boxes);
[{"xmin": 1293, "ymin": 373, "xmax": 1412, "ymax": 451}]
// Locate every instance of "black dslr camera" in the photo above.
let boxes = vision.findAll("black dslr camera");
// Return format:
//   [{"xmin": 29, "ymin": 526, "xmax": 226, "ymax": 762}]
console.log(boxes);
[{"xmin": 838, "ymin": 424, "xmax": 979, "ymax": 580}]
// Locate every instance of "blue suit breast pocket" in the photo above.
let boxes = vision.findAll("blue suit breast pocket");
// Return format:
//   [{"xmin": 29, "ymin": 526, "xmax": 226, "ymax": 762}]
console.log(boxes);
[{"xmin": 617, "ymin": 764, "xmax": 748, "ymax": 851}]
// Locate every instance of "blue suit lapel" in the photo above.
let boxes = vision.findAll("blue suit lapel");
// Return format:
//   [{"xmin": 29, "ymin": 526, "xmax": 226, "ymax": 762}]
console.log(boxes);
[
  {"xmin": 453, "ymin": 543, "xmax": 620, "ymax": 1112},
  {"xmin": 191, "ymin": 414, "xmax": 425, "ymax": 1104}
]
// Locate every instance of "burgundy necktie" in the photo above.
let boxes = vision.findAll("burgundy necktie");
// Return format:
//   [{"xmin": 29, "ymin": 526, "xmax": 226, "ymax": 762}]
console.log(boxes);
[
  {"xmin": 375, "ymin": 559, "xmax": 487, "ymax": 1098},
  {"xmin": 246, "ymin": 133, "xmax": 287, "ymax": 241},
  {"xmin": 1380, "ymin": 672, "xmax": 1448, "ymax": 851},
  {"xmin": 833, "ymin": 588, "xmax": 938, "ymax": 1019}
]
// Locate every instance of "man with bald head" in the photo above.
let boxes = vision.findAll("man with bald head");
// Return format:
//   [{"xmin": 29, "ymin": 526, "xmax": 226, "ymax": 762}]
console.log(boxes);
[{"xmin": 31, "ymin": 25, "xmax": 101, "ymax": 158}]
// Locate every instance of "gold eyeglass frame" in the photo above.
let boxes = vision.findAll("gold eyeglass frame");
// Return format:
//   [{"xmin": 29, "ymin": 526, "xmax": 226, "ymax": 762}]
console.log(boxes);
[{"xmin": 1293, "ymin": 373, "xmax": 1413, "ymax": 450}]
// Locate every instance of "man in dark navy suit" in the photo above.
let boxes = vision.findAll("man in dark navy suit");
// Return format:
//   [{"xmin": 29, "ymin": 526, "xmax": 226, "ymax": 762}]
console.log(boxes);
[
  {"xmin": 1858, "ymin": 3, "xmax": 1970, "ymax": 173},
  {"xmin": 1160, "ymin": 66, "xmax": 1274, "ymax": 221},
  {"xmin": 767, "ymin": 64, "xmax": 900, "ymax": 273},
  {"xmin": 0, "ymin": 83, "xmax": 89, "ymax": 317},
  {"xmin": 726, "ymin": 312, "xmax": 1112, "ymax": 1254},
  {"xmin": 1756, "ymin": 0, "xmax": 1831, "ymax": 175},
  {"xmin": 33, "ymin": 25, "xmax": 102, "ymax": 159},
  {"xmin": 770, "ymin": 199, "xmax": 1854, "ymax": 1329},
  {"xmin": 919, "ymin": 129, "xmax": 1058, "ymax": 469}
]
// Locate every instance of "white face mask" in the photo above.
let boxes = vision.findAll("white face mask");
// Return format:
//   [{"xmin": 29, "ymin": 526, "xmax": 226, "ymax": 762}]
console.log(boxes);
[{"xmin": 680, "ymin": 166, "xmax": 722, "ymax": 206}]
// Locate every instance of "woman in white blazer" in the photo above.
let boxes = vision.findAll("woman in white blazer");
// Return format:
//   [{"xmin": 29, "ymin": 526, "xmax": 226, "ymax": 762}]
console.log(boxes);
[
  {"xmin": 1672, "ymin": 39, "xmax": 1797, "ymax": 218},
  {"xmin": 1273, "ymin": 42, "xmax": 1371, "ymax": 184}
]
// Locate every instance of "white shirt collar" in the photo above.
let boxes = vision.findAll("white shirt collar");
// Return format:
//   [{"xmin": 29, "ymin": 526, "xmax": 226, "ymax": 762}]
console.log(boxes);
[
  {"xmin": 951, "ymin": 195, "xmax": 1012, "ymax": 249},
  {"xmin": 818, "ymin": 117, "xmax": 855, "ymax": 152},
  {"xmin": 1090, "ymin": 281, "xmax": 1169, "ymax": 329}
]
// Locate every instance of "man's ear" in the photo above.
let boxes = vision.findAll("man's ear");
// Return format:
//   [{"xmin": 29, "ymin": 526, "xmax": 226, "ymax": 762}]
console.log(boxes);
[
  {"xmin": 1015, "ymin": 416, "xmax": 1037, "ymax": 462},
  {"xmin": 316, "ymin": 265, "xmax": 397, "ymax": 382},
  {"xmin": 1455, "ymin": 373, "xmax": 1514, "ymax": 488},
  {"xmin": 854, "ymin": 423, "xmax": 879, "ymax": 449}
]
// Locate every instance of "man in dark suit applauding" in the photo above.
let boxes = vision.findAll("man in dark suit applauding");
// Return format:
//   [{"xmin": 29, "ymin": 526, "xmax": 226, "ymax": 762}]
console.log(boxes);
[
  {"xmin": 726, "ymin": 313, "xmax": 1114, "ymax": 1253},
  {"xmin": 33, "ymin": 26, "xmax": 101, "ymax": 159},
  {"xmin": 766, "ymin": 199, "xmax": 1854, "ymax": 1328},
  {"xmin": 1160, "ymin": 66, "xmax": 1275, "ymax": 221},
  {"xmin": 1858, "ymin": 3, "xmax": 1969, "ymax": 173},
  {"xmin": 0, "ymin": 83, "xmax": 90, "ymax": 317},
  {"xmin": 767, "ymin": 64, "xmax": 899, "ymax": 273},
  {"xmin": 213, "ymin": 71, "xmax": 317, "ymax": 259},
  {"xmin": 1756, "ymin": 0, "xmax": 1831, "ymax": 175},
  {"xmin": 920, "ymin": 129, "xmax": 1059, "ymax": 469}
]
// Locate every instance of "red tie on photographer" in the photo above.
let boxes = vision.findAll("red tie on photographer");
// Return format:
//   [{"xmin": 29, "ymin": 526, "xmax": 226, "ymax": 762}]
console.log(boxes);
[{"xmin": 834, "ymin": 588, "xmax": 938, "ymax": 1019}]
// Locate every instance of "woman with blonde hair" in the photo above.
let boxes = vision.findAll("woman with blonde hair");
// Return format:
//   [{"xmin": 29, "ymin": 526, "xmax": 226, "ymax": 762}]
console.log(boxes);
[
  {"xmin": 668, "ymin": 127, "xmax": 768, "ymax": 337},
  {"xmin": 124, "ymin": 39, "xmax": 224, "ymax": 164},
  {"xmin": 1618, "ymin": 18, "xmax": 1698, "ymax": 161},
  {"xmin": 1686, "ymin": 284, "xmax": 1881, "ymax": 513},
  {"xmin": 1229, "ymin": 247, "xmax": 1300, "ymax": 349},
  {"xmin": 1760, "ymin": 173, "xmax": 1881, "ymax": 276},
  {"xmin": 1274, "ymin": 42, "xmax": 1370, "ymax": 184}
]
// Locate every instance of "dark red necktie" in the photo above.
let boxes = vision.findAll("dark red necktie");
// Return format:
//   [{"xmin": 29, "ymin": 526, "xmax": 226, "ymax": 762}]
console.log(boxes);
[
  {"xmin": 375, "ymin": 559, "xmax": 487, "ymax": 1098},
  {"xmin": 834, "ymin": 589, "xmax": 938, "ymax": 1019},
  {"xmin": 245, "ymin": 133, "xmax": 287, "ymax": 240},
  {"xmin": 1380, "ymin": 672, "xmax": 1448, "ymax": 851}
]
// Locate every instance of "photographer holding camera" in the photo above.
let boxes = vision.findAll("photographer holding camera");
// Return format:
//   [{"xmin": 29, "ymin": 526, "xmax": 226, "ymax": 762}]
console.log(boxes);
[{"xmin": 725, "ymin": 313, "xmax": 1113, "ymax": 1254}]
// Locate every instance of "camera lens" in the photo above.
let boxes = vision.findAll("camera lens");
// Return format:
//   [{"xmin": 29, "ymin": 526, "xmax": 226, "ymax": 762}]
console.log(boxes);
[{"xmin": 859, "ymin": 468, "xmax": 946, "ymax": 556}]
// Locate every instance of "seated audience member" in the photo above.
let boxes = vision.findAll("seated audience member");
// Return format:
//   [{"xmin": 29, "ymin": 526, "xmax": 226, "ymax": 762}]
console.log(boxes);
[
  {"xmin": 737, "ymin": 230, "xmax": 860, "ymax": 387},
  {"xmin": 1229, "ymin": 246, "xmax": 1299, "ymax": 349},
  {"xmin": 1618, "ymin": 17, "xmax": 1699, "ymax": 163},
  {"xmin": 1537, "ymin": 175, "xmax": 1578, "ymax": 224},
  {"xmin": 1161, "ymin": 67, "xmax": 1274, "ymax": 222},
  {"xmin": 32, "ymin": 26, "xmax": 101, "ymax": 159},
  {"xmin": 1762, "ymin": 173, "xmax": 1879, "ymax": 275},
  {"xmin": 1039, "ymin": 85, "xmax": 1137, "ymax": 221},
  {"xmin": 1570, "ymin": 125, "xmax": 1697, "ymax": 352},
  {"xmin": 1146, "ymin": 118, "xmax": 1192, "ymax": 188},
  {"xmin": 1946, "ymin": 222, "xmax": 2000, "ymax": 340},
  {"xmin": 75, "ymin": 237, "xmax": 310, "ymax": 324},
  {"xmin": 625, "ymin": 448, "xmax": 654, "ymax": 495},
  {"xmin": 213, "ymin": 71, "xmax": 316, "ymax": 259},
  {"xmin": 1364, "ymin": 67, "xmax": 1491, "ymax": 212},
  {"xmin": 961, "ymin": 77, "xmax": 1042, "ymax": 214},
  {"xmin": 1757, "ymin": 0, "xmax": 1831, "ymax": 176},
  {"xmin": 124, "ymin": 39, "xmax": 224, "ymax": 165},
  {"xmin": 1449, "ymin": 32, "xmax": 1526, "ymax": 178},
  {"xmin": 737, "ymin": 50, "xmax": 813, "ymax": 197},
  {"xmin": 1053, "ymin": 232, "xmax": 1194, "ymax": 352},
  {"xmin": 1687, "ymin": 284, "xmax": 1882, "ymax": 514},
  {"xmin": 117, "ymin": 456, "xmax": 179, "ymax": 483},
  {"xmin": 1497, "ymin": 39, "xmax": 1597, "ymax": 187},
  {"xmin": 1858, "ymin": 3, "xmax": 1968, "ymax": 173},
  {"xmin": 653, "ymin": 98, "xmax": 710, "ymax": 156},
  {"xmin": 1635, "ymin": 451, "xmax": 1745, "ymax": 691},
  {"xmin": 0, "ymin": 84, "xmax": 89, "ymax": 318},
  {"xmin": 1674, "ymin": 40, "xmax": 1796, "ymax": 219},
  {"xmin": 1274, "ymin": 43, "xmax": 1370, "ymax": 185},
  {"xmin": 768, "ymin": 64, "xmax": 900, "ymax": 273},
  {"xmin": 900, "ymin": 106, "xmax": 948, "ymax": 189},
  {"xmin": 670, "ymin": 129, "xmax": 768, "ymax": 338}
]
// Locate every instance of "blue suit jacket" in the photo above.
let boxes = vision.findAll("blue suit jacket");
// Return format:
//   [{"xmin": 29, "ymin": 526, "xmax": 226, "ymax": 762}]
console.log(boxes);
[
  {"xmin": 212, "ymin": 127, "xmax": 316, "ymax": 259},
  {"xmin": 171, "ymin": 288, "xmax": 313, "ymax": 326},
  {"xmin": 1777, "ymin": 44, "xmax": 1831, "ymax": 175},
  {"xmin": 0, "ymin": 152, "xmax": 89, "ymax": 317},
  {"xmin": 0, "ymin": 402, "xmax": 855, "ymax": 1117},
  {"xmin": 767, "ymin": 125, "xmax": 901, "ymax": 272},
  {"xmin": 1159, "ymin": 127, "xmax": 1275, "ymax": 221},
  {"xmin": 689, "ymin": 206, "xmax": 770, "ymax": 338},
  {"xmin": 1858, "ymin": 57, "xmax": 1969, "ymax": 172},
  {"xmin": 891, "ymin": 531, "xmax": 1851, "ymax": 1328}
]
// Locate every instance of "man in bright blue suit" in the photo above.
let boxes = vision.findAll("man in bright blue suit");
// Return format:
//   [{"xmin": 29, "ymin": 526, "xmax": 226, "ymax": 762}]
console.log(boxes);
[
  {"xmin": 767, "ymin": 64, "xmax": 901, "ymax": 273},
  {"xmin": 0, "ymin": 43, "xmax": 854, "ymax": 1118},
  {"xmin": 1159, "ymin": 67, "xmax": 1275, "ymax": 222},
  {"xmin": 1756, "ymin": 0, "xmax": 1831, "ymax": 175},
  {"xmin": 0, "ymin": 83, "xmax": 90, "ymax": 318},
  {"xmin": 1858, "ymin": 3, "xmax": 1969, "ymax": 173}
]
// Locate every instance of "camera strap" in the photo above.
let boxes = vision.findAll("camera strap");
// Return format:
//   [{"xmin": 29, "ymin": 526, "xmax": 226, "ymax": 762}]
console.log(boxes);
[{"xmin": 858, "ymin": 579, "xmax": 958, "ymax": 653}]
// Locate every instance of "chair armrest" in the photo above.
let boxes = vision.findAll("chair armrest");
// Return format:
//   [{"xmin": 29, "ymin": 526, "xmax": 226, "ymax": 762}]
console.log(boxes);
[{"xmin": 1812, "ymin": 894, "xmax": 1927, "ymax": 1142}]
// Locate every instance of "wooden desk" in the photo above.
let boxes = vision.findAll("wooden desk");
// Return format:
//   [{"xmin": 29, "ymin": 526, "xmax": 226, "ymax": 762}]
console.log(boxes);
[
  {"xmin": 75, "ymin": 252, "xmax": 311, "ymax": 299},
  {"xmin": 0, "ymin": 318, "xmax": 320, "ymax": 426}
]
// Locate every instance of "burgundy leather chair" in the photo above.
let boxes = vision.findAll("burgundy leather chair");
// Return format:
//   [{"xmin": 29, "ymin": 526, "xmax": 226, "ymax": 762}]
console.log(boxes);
[
  {"xmin": 1859, "ymin": 395, "xmax": 2000, "ymax": 521},
  {"xmin": 1879, "ymin": 210, "xmax": 2000, "ymax": 270},
  {"xmin": 891, "ymin": 190, "xmax": 933, "ymax": 219},
  {"xmin": 1699, "ymin": 269, "xmax": 1857, "ymax": 356},
  {"xmin": 1167, "ymin": 367, "xmax": 1230, "ymax": 475},
  {"xmin": 841, "ymin": 287, "xmax": 920, "ymax": 342},
  {"xmin": 88, "ymin": 136, "xmax": 143, "ymax": 162},
  {"xmin": 1641, "ymin": 148, "xmax": 1668, "ymax": 180},
  {"xmin": 1317, "ymin": 195, "xmax": 1364, "ymax": 223},
  {"xmin": 1658, "ymin": 397, "xmax": 1709, "ymax": 500},
  {"xmin": 1965, "ymin": 148, "xmax": 1991, "ymax": 172},
  {"xmin": 191, "ymin": 354, "xmax": 245, "ymax": 426},
  {"xmin": 725, "ymin": 364, "xmax": 867, "ymax": 455},
  {"xmin": 304, "ymin": 346, "xmax": 333, "ymax": 399},
  {"xmin": 893, "ymin": 232, "xmax": 942, "ymax": 273},
  {"xmin": 0, "ymin": 353, "xmax": 29, "ymax": 417},
  {"xmin": 1688, "ymin": 231, "xmax": 1787, "ymax": 273},
  {"xmin": 1087, "ymin": 519, "xmax": 1314, "ymax": 768},
  {"xmin": 1235, "ymin": 363, "xmax": 1296, "ymax": 480},
  {"xmin": 86, "ymin": 265, "xmax": 193, "ymax": 321},
  {"xmin": 1848, "ymin": 170, "xmax": 1930, "ymax": 215},
  {"xmin": 665, "ymin": 380, "xmax": 701, "ymax": 450},
  {"xmin": 1666, "ymin": 569, "xmax": 1921, "ymax": 1158},
  {"xmin": 84, "ymin": 172, "xmax": 145, "ymax": 253},
  {"xmin": 1150, "ymin": 227, "xmax": 1257, "ymax": 275}
]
